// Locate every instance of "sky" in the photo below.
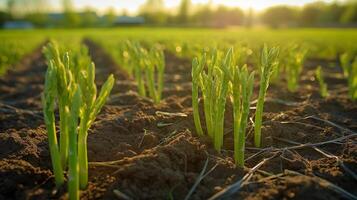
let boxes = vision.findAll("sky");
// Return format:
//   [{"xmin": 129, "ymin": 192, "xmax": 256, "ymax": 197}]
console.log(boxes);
[{"xmin": 50, "ymin": 0, "xmax": 337, "ymax": 13}]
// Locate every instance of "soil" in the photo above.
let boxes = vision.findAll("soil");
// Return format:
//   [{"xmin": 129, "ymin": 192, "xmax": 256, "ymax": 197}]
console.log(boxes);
[{"xmin": 0, "ymin": 40, "xmax": 356, "ymax": 200}]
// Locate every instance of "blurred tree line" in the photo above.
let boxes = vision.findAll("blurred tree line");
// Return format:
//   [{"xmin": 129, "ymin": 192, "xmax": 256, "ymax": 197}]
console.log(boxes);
[
  {"xmin": 138, "ymin": 0, "xmax": 245, "ymax": 27},
  {"xmin": 262, "ymin": 1, "xmax": 357, "ymax": 28},
  {"xmin": 0, "ymin": 0, "xmax": 116, "ymax": 28},
  {"xmin": 0, "ymin": 0, "xmax": 356, "ymax": 28}
]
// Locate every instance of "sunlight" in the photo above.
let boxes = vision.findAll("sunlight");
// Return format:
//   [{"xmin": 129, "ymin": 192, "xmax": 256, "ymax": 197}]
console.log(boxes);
[{"xmin": 68, "ymin": 0, "xmax": 335, "ymax": 13}]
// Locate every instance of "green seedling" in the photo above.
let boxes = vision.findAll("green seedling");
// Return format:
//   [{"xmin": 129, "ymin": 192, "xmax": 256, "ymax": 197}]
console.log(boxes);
[
  {"xmin": 254, "ymin": 44, "xmax": 279, "ymax": 148},
  {"xmin": 231, "ymin": 65, "xmax": 254, "ymax": 166},
  {"xmin": 43, "ymin": 41, "xmax": 114, "ymax": 199},
  {"xmin": 315, "ymin": 66, "xmax": 329, "ymax": 98}
]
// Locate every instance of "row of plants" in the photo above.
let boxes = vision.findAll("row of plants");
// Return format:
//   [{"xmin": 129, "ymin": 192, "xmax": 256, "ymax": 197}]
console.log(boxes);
[
  {"xmin": 192, "ymin": 45, "xmax": 279, "ymax": 166},
  {"xmin": 95, "ymin": 39, "xmax": 165, "ymax": 103},
  {"xmin": 0, "ymin": 37, "xmax": 43, "ymax": 75},
  {"xmin": 190, "ymin": 45, "xmax": 356, "ymax": 169}
]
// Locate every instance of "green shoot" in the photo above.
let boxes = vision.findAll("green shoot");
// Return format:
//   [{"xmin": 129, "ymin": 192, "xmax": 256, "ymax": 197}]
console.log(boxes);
[
  {"xmin": 129, "ymin": 42, "xmax": 147, "ymax": 97},
  {"xmin": 339, "ymin": 52, "xmax": 357, "ymax": 100},
  {"xmin": 349, "ymin": 58, "xmax": 357, "ymax": 100},
  {"xmin": 43, "ymin": 41, "xmax": 114, "ymax": 199},
  {"xmin": 231, "ymin": 65, "xmax": 254, "ymax": 166},
  {"xmin": 315, "ymin": 66, "xmax": 329, "ymax": 98},
  {"xmin": 285, "ymin": 45, "xmax": 308, "ymax": 92},
  {"xmin": 193, "ymin": 48, "xmax": 232, "ymax": 151},
  {"xmin": 78, "ymin": 70, "xmax": 114, "ymax": 189},
  {"xmin": 43, "ymin": 42, "xmax": 71, "ymax": 170},
  {"xmin": 42, "ymin": 60, "xmax": 64, "ymax": 187},
  {"xmin": 212, "ymin": 49, "xmax": 232, "ymax": 151},
  {"xmin": 144, "ymin": 47, "xmax": 165, "ymax": 103},
  {"xmin": 191, "ymin": 53, "xmax": 206, "ymax": 136},
  {"xmin": 340, "ymin": 52, "xmax": 352, "ymax": 77},
  {"xmin": 192, "ymin": 47, "xmax": 256, "ymax": 165},
  {"xmin": 126, "ymin": 41, "xmax": 165, "ymax": 103},
  {"xmin": 68, "ymin": 86, "xmax": 81, "ymax": 200},
  {"xmin": 200, "ymin": 49, "xmax": 218, "ymax": 139},
  {"xmin": 254, "ymin": 44, "xmax": 279, "ymax": 148}
]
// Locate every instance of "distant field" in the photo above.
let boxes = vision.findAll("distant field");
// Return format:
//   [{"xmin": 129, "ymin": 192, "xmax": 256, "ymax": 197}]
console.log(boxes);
[{"xmin": 0, "ymin": 28, "xmax": 356, "ymax": 74}]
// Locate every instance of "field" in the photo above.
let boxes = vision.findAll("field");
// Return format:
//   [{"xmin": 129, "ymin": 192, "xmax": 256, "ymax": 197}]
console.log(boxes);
[{"xmin": 0, "ymin": 28, "xmax": 356, "ymax": 200}]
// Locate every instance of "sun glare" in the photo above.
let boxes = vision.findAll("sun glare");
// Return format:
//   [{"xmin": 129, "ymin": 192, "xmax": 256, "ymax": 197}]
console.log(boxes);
[{"xmin": 66, "ymin": 0, "xmax": 334, "ymax": 13}]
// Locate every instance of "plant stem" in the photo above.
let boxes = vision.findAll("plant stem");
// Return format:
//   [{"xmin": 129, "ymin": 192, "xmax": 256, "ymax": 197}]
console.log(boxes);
[
  {"xmin": 145, "ymin": 64, "xmax": 157, "ymax": 102},
  {"xmin": 78, "ymin": 123, "xmax": 89, "ymax": 189},
  {"xmin": 235, "ymin": 69, "xmax": 254, "ymax": 166},
  {"xmin": 254, "ymin": 88, "xmax": 265, "ymax": 147},
  {"xmin": 68, "ymin": 87, "xmax": 81, "ymax": 200},
  {"xmin": 59, "ymin": 105, "xmax": 68, "ymax": 169},
  {"xmin": 43, "ymin": 60, "xmax": 64, "ymax": 188},
  {"xmin": 44, "ymin": 107, "xmax": 64, "ymax": 187},
  {"xmin": 214, "ymin": 82, "xmax": 228, "ymax": 151},
  {"xmin": 254, "ymin": 45, "xmax": 279, "ymax": 147},
  {"xmin": 192, "ymin": 83, "xmax": 203, "ymax": 136},
  {"xmin": 156, "ymin": 52, "xmax": 165, "ymax": 102},
  {"xmin": 134, "ymin": 60, "xmax": 146, "ymax": 97}
]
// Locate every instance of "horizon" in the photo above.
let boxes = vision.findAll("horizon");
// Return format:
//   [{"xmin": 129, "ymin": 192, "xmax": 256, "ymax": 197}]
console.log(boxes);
[{"xmin": 0, "ymin": 0, "xmax": 343, "ymax": 15}]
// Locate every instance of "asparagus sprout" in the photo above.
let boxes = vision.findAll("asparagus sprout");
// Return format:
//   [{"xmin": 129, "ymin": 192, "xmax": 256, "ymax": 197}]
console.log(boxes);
[
  {"xmin": 68, "ymin": 86, "xmax": 81, "ymax": 200},
  {"xmin": 315, "ymin": 66, "xmax": 329, "ymax": 98},
  {"xmin": 254, "ymin": 44, "xmax": 279, "ymax": 147},
  {"xmin": 191, "ymin": 53, "xmax": 206, "ymax": 136},
  {"xmin": 43, "ymin": 41, "xmax": 114, "ymax": 199},
  {"xmin": 349, "ymin": 57, "xmax": 357, "ymax": 100},
  {"xmin": 125, "ymin": 41, "xmax": 165, "ymax": 103},
  {"xmin": 42, "ymin": 60, "xmax": 64, "ymax": 187},
  {"xmin": 192, "ymin": 48, "xmax": 232, "ymax": 151},
  {"xmin": 231, "ymin": 65, "xmax": 254, "ymax": 166},
  {"xmin": 213, "ymin": 48, "xmax": 232, "ymax": 151},
  {"xmin": 340, "ymin": 52, "xmax": 357, "ymax": 100},
  {"xmin": 340, "ymin": 52, "xmax": 352, "ymax": 77},
  {"xmin": 285, "ymin": 45, "xmax": 307, "ymax": 92}
]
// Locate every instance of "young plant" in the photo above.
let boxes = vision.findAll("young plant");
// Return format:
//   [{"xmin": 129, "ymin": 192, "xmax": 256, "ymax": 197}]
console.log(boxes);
[
  {"xmin": 193, "ymin": 48, "xmax": 232, "ymax": 151},
  {"xmin": 254, "ymin": 45, "xmax": 279, "ymax": 147},
  {"xmin": 231, "ymin": 65, "xmax": 254, "ymax": 166},
  {"xmin": 77, "ymin": 63, "xmax": 114, "ymax": 189},
  {"xmin": 43, "ymin": 60, "xmax": 64, "ymax": 187},
  {"xmin": 144, "ymin": 47, "xmax": 165, "ymax": 103},
  {"xmin": 68, "ymin": 86, "xmax": 81, "ymax": 200},
  {"xmin": 200, "ymin": 49, "xmax": 218, "ymax": 139},
  {"xmin": 340, "ymin": 52, "xmax": 352, "ymax": 77},
  {"xmin": 285, "ymin": 45, "xmax": 308, "ymax": 92},
  {"xmin": 191, "ymin": 53, "xmax": 206, "ymax": 136},
  {"xmin": 212, "ymin": 49, "xmax": 232, "ymax": 151},
  {"xmin": 315, "ymin": 66, "xmax": 329, "ymax": 98},
  {"xmin": 125, "ymin": 41, "xmax": 165, "ymax": 103},
  {"xmin": 43, "ymin": 41, "xmax": 114, "ymax": 199},
  {"xmin": 339, "ymin": 52, "xmax": 357, "ymax": 100},
  {"xmin": 127, "ymin": 42, "xmax": 147, "ymax": 97},
  {"xmin": 349, "ymin": 58, "xmax": 357, "ymax": 100},
  {"xmin": 192, "ymin": 47, "xmax": 256, "ymax": 166}
]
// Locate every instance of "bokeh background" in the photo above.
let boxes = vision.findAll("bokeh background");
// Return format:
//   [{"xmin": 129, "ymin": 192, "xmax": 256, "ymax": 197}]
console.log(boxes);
[{"xmin": 0, "ymin": 0, "xmax": 356, "ymax": 29}]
